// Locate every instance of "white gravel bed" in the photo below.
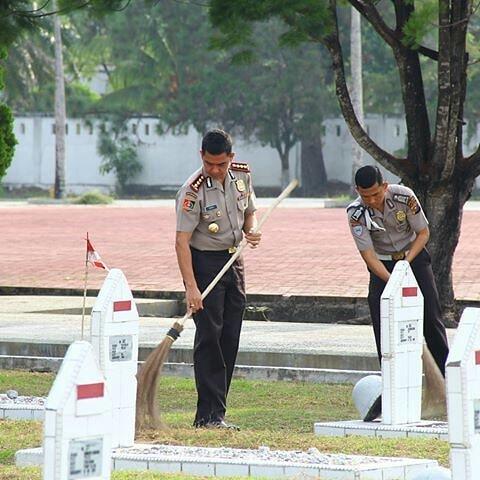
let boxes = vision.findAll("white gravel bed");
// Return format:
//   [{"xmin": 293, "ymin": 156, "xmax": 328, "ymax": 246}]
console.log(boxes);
[
  {"xmin": 116, "ymin": 443, "xmax": 416, "ymax": 467},
  {"xmin": 0, "ymin": 394, "xmax": 46, "ymax": 407}
]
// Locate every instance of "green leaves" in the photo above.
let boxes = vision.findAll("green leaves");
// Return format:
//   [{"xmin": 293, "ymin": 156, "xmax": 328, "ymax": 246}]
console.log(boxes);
[
  {"xmin": 401, "ymin": 0, "xmax": 438, "ymax": 49},
  {"xmin": 0, "ymin": 103, "xmax": 17, "ymax": 180}
]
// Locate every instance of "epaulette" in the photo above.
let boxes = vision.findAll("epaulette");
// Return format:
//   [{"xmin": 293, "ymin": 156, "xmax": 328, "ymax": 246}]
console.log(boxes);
[
  {"xmin": 230, "ymin": 162, "xmax": 250, "ymax": 173},
  {"xmin": 190, "ymin": 174, "xmax": 205, "ymax": 192},
  {"xmin": 346, "ymin": 202, "xmax": 366, "ymax": 222}
]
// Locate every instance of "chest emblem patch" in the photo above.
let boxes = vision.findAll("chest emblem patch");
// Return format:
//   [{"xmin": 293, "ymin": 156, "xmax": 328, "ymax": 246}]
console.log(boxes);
[
  {"xmin": 395, "ymin": 210, "xmax": 407, "ymax": 222},
  {"xmin": 236, "ymin": 179, "xmax": 246, "ymax": 192}
]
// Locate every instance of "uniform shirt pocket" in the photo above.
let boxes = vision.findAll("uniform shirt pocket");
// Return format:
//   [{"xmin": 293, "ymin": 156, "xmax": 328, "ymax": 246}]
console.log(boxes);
[{"xmin": 237, "ymin": 198, "xmax": 248, "ymax": 211}]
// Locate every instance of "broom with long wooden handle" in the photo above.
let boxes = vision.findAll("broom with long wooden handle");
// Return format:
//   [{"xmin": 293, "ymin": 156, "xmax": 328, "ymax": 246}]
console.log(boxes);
[{"xmin": 136, "ymin": 179, "xmax": 299, "ymax": 430}]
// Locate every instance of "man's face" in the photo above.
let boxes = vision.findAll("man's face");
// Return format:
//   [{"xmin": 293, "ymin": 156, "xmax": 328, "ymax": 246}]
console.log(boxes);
[
  {"xmin": 356, "ymin": 182, "xmax": 388, "ymax": 210},
  {"xmin": 201, "ymin": 150, "xmax": 234, "ymax": 182}
]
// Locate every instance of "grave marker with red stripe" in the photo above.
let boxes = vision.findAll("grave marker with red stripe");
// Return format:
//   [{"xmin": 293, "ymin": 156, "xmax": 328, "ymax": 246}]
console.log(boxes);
[
  {"xmin": 77, "ymin": 383, "xmax": 104, "ymax": 400},
  {"xmin": 402, "ymin": 287, "xmax": 418, "ymax": 297},
  {"xmin": 113, "ymin": 300, "xmax": 131, "ymax": 312}
]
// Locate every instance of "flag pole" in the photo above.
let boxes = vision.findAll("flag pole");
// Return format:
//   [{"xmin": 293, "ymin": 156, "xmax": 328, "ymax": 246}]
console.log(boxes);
[{"xmin": 81, "ymin": 232, "xmax": 89, "ymax": 340}]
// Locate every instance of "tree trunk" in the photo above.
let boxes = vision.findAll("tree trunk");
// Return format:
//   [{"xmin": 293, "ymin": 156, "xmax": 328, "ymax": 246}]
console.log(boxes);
[
  {"xmin": 411, "ymin": 172, "xmax": 475, "ymax": 326},
  {"xmin": 350, "ymin": 7, "xmax": 364, "ymax": 186},
  {"xmin": 300, "ymin": 134, "xmax": 327, "ymax": 196},
  {"xmin": 280, "ymin": 151, "xmax": 290, "ymax": 190},
  {"xmin": 53, "ymin": 2, "xmax": 66, "ymax": 199}
]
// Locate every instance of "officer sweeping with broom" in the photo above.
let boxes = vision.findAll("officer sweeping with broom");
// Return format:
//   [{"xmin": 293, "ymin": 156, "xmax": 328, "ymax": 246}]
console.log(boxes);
[
  {"xmin": 174, "ymin": 129, "xmax": 260, "ymax": 430},
  {"xmin": 136, "ymin": 136, "xmax": 297, "ymax": 430},
  {"xmin": 347, "ymin": 165, "xmax": 449, "ymax": 419}
]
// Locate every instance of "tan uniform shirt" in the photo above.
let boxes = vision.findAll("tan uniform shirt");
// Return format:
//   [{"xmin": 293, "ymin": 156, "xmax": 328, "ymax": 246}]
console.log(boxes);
[
  {"xmin": 176, "ymin": 165, "xmax": 257, "ymax": 251},
  {"xmin": 347, "ymin": 184, "xmax": 428, "ymax": 255}
]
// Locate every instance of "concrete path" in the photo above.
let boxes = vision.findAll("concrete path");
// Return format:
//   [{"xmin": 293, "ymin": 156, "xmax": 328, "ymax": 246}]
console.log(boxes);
[
  {"xmin": 1, "ymin": 200, "xmax": 479, "ymax": 300},
  {"xmin": 0, "ymin": 296, "xmax": 457, "ymax": 371}
]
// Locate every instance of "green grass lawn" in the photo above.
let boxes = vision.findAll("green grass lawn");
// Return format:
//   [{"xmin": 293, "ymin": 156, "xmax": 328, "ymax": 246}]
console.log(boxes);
[{"xmin": 0, "ymin": 369, "xmax": 450, "ymax": 479}]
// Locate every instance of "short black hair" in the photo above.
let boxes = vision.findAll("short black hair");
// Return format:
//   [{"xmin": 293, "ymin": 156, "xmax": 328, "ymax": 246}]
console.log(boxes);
[
  {"xmin": 355, "ymin": 165, "xmax": 383, "ymax": 188},
  {"xmin": 201, "ymin": 129, "xmax": 232, "ymax": 155}
]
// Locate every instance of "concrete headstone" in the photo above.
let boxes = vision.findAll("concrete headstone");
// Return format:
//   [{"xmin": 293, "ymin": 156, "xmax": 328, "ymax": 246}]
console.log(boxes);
[
  {"xmin": 43, "ymin": 341, "xmax": 111, "ymax": 480},
  {"xmin": 381, "ymin": 260, "xmax": 424, "ymax": 425},
  {"xmin": 90, "ymin": 268, "xmax": 139, "ymax": 448}
]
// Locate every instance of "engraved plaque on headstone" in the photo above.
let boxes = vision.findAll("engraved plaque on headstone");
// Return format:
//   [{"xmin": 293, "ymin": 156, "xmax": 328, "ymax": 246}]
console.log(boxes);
[
  {"xmin": 69, "ymin": 437, "xmax": 103, "ymax": 479},
  {"xmin": 109, "ymin": 335, "xmax": 133, "ymax": 362},
  {"xmin": 398, "ymin": 321, "xmax": 418, "ymax": 344},
  {"xmin": 474, "ymin": 400, "xmax": 480, "ymax": 434}
]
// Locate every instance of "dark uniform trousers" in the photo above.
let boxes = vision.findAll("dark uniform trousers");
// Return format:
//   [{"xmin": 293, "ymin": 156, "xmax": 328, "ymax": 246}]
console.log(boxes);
[
  {"xmin": 190, "ymin": 247, "xmax": 246, "ymax": 425},
  {"xmin": 368, "ymin": 248, "xmax": 449, "ymax": 376}
]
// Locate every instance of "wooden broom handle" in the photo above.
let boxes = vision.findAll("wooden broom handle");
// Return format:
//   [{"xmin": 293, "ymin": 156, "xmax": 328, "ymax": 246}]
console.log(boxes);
[{"xmin": 177, "ymin": 179, "xmax": 299, "ymax": 327}]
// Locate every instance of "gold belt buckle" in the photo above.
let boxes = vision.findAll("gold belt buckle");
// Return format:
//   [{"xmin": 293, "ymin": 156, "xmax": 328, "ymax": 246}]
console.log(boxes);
[
  {"xmin": 228, "ymin": 246, "xmax": 237, "ymax": 254},
  {"xmin": 392, "ymin": 251, "xmax": 405, "ymax": 261}
]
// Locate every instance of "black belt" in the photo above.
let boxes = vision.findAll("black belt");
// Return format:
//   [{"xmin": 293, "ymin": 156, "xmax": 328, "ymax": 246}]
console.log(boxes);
[{"xmin": 191, "ymin": 246, "xmax": 238, "ymax": 255}]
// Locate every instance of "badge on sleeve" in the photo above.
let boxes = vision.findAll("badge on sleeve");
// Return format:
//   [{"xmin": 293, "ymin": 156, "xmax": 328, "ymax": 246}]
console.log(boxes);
[
  {"xmin": 395, "ymin": 210, "xmax": 406, "ymax": 222},
  {"xmin": 407, "ymin": 196, "xmax": 420, "ymax": 214},
  {"xmin": 353, "ymin": 225, "xmax": 363, "ymax": 237},
  {"xmin": 183, "ymin": 198, "xmax": 195, "ymax": 212},
  {"xmin": 236, "ymin": 179, "xmax": 246, "ymax": 192}
]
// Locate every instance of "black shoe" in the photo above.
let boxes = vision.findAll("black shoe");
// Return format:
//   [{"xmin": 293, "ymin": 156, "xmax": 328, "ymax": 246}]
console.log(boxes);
[
  {"xmin": 205, "ymin": 419, "xmax": 240, "ymax": 431},
  {"xmin": 363, "ymin": 394, "xmax": 382, "ymax": 422},
  {"xmin": 193, "ymin": 418, "xmax": 208, "ymax": 428}
]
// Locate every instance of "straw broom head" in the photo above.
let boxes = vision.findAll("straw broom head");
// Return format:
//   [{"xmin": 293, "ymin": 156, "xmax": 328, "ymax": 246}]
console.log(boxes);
[
  {"xmin": 135, "ymin": 322, "xmax": 183, "ymax": 431},
  {"xmin": 421, "ymin": 344, "xmax": 447, "ymax": 419}
]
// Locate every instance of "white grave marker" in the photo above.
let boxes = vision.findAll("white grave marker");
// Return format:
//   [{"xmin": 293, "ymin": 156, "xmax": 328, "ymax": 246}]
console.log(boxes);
[
  {"xmin": 91, "ymin": 269, "xmax": 139, "ymax": 448},
  {"xmin": 446, "ymin": 307, "xmax": 480, "ymax": 479},
  {"xmin": 381, "ymin": 260, "xmax": 424, "ymax": 425},
  {"xmin": 43, "ymin": 341, "xmax": 111, "ymax": 480}
]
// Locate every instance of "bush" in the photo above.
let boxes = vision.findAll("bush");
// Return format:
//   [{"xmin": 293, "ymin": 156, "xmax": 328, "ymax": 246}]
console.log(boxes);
[
  {"xmin": 73, "ymin": 190, "xmax": 113, "ymax": 205},
  {"xmin": 97, "ymin": 123, "xmax": 143, "ymax": 195}
]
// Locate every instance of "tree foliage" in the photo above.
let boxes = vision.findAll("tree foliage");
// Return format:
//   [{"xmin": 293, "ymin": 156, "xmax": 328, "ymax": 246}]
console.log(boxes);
[
  {"xmin": 70, "ymin": 0, "xmax": 336, "ymax": 187},
  {"xmin": 0, "ymin": 0, "xmax": 130, "ymax": 180}
]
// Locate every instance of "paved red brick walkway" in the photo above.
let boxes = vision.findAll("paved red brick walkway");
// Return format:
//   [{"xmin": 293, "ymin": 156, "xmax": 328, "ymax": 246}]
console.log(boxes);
[{"xmin": 1, "ymin": 204, "xmax": 479, "ymax": 300}]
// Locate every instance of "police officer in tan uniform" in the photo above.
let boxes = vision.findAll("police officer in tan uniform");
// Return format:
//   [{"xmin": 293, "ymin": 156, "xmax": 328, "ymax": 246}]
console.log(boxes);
[
  {"xmin": 175, "ymin": 129, "xmax": 261, "ymax": 430},
  {"xmin": 347, "ymin": 165, "xmax": 449, "ymax": 377}
]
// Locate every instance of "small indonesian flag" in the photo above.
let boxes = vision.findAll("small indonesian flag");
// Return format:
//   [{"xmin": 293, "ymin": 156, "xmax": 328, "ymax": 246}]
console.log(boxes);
[{"xmin": 86, "ymin": 235, "xmax": 109, "ymax": 271}]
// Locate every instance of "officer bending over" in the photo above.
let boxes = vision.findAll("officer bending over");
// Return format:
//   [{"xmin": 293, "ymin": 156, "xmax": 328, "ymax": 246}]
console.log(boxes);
[{"xmin": 347, "ymin": 165, "xmax": 449, "ymax": 376}]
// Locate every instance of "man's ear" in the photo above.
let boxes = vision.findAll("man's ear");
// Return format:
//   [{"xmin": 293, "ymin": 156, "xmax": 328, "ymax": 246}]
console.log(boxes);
[{"xmin": 228, "ymin": 152, "xmax": 235, "ymax": 160}]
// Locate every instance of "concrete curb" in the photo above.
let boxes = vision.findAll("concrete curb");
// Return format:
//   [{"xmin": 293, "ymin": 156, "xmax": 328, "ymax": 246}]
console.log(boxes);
[
  {"xmin": 314, "ymin": 420, "xmax": 449, "ymax": 441},
  {"xmin": 0, "ymin": 355, "xmax": 378, "ymax": 385},
  {"xmin": 1, "ymin": 287, "xmax": 476, "ymax": 325},
  {"xmin": 0, "ymin": 342, "xmax": 381, "ymax": 371}
]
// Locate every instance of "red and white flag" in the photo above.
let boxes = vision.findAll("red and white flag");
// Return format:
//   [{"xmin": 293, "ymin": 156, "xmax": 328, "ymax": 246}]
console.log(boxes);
[{"xmin": 86, "ymin": 235, "xmax": 109, "ymax": 271}]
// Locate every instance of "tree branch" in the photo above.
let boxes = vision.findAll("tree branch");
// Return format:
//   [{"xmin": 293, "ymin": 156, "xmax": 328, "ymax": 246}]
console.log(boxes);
[
  {"xmin": 464, "ymin": 145, "xmax": 480, "ymax": 178},
  {"xmin": 348, "ymin": 0, "xmax": 400, "ymax": 49},
  {"xmin": 325, "ymin": 1, "xmax": 409, "ymax": 179},
  {"xmin": 416, "ymin": 45, "xmax": 439, "ymax": 61}
]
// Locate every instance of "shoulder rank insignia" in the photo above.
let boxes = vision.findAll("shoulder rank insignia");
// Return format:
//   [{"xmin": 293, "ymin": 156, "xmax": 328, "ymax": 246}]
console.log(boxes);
[
  {"xmin": 190, "ymin": 174, "xmax": 205, "ymax": 192},
  {"xmin": 230, "ymin": 162, "xmax": 250, "ymax": 173},
  {"xmin": 347, "ymin": 204, "xmax": 366, "ymax": 223},
  {"xmin": 407, "ymin": 195, "xmax": 420, "ymax": 214}
]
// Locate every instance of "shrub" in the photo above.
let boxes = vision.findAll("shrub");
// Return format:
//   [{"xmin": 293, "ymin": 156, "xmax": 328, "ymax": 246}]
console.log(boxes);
[{"xmin": 73, "ymin": 190, "xmax": 113, "ymax": 205}]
